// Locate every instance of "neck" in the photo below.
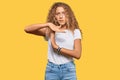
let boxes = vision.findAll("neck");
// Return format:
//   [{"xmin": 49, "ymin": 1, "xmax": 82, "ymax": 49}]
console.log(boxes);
[{"xmin": 60, "ymin": 24, "xmax": 67, "ymax": 30}]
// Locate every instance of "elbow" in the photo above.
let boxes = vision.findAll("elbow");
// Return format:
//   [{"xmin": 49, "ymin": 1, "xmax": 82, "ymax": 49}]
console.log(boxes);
[
  {"xmin": 76, "ymin": 55, "xmax": 81, "ymax": 60},
  {"xmin": 24, "ymin": 28, "xmax": 31, "ymax": 33},
  {"xmin": 75, "ymin": 52, "xmax": 81, "ymax": 60}
]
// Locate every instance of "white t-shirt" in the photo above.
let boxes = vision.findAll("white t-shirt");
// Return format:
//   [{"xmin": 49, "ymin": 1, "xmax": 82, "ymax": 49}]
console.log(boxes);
[{"xmin": 45, "ymin": 29, "xmax": 82, "ymax": 64}]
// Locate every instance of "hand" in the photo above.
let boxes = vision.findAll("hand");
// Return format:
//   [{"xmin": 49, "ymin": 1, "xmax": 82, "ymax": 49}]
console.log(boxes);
[{"xmin": 48, "ymin": 23, "xmax": 65, "ymax": 33}]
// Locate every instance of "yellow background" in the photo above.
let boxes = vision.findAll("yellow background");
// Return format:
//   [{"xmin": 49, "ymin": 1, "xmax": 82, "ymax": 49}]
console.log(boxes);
[{"xmin": 0, "ymin": 0, "xmax": 120, "ymax": 80}]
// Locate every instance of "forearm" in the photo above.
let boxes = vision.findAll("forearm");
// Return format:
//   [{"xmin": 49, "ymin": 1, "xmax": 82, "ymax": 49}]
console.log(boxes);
[
  {"xmin": 60, "ymin": 48, "xmax": 81, "ymax": 59},
  {"xmin": 55, "ymin": 46, "xmax": 81, "ymax": 59},
  {"xmin": 24, "ymin": 23, "xmax": 49, "ymax": 32},
  {"xmin": 52, "ymin": 43, "xmax": 81, "ymax": 59}
]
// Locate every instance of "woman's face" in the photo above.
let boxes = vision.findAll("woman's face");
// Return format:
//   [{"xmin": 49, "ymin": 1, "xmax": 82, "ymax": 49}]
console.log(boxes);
[{"xmin": 55, "ymin": 7, "xmax": 67, "ymax": 26}]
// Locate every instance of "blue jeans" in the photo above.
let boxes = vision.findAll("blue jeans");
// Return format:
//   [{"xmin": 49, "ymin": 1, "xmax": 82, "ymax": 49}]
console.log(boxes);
[{"xmin": 45, "ymin": 61, "xmax": 77, "ymax": 80}]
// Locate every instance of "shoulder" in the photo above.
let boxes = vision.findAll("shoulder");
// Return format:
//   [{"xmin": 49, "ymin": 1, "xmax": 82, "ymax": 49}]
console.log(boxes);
[
  {"xmin": 74, "ymin": 29, "xmax": 82, "ymax": 35},
  {"xmin": 73, "ymin": 29, "xmax": 82, "ymax": 40},
  {"xmin": 74, "ymin": 29, "xmax": 80, "ymax": 32}
]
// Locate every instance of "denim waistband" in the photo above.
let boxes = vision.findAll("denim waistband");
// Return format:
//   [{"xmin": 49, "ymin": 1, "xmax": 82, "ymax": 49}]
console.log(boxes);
[{"xmin": 47, "ymin": 61, "xmax": 75, "ymax": 68}]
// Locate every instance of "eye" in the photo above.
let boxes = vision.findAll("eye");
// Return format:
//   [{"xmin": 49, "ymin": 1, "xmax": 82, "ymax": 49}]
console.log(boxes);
[
  {"xmin": 62, "ymin": 12, "xmax": 65, "ymax": 14},
  {"xmin": 56, "ymin": 12, "xmax": 60, "ymax": 15}
]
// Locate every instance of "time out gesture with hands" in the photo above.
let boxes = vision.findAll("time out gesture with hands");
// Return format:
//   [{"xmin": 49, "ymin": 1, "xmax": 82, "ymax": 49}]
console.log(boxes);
[{"xmin": 48, "ymin": 23, "xmax": 65, "ymax": 33}]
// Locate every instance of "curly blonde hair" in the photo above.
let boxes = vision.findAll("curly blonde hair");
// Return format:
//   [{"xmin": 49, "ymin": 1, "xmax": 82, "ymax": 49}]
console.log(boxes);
[{"xmin": 45, "ymin": 2, "xmax": 82, "ymax": 37}]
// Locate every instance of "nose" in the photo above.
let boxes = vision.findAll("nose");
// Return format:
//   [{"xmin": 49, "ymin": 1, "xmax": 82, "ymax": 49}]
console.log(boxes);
[{"xmin": 59, "ymin": 14, "xmax": 64, "ymax": 18}]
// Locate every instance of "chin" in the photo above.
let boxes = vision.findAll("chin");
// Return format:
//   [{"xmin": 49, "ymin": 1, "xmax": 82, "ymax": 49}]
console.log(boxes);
[{"xmin": 59, "ymin": 23, "xmax": 66, "ymax": 26}]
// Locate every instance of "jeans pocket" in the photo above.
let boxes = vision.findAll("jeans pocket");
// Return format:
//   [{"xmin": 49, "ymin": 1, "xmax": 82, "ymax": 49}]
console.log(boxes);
[
  {"xmin": 67, "ymin": 67, "xmax": 76, "ymax": 72},
  {"xmin": 46, "ymin": 65, "xmax": 52, "ymax": 72}
]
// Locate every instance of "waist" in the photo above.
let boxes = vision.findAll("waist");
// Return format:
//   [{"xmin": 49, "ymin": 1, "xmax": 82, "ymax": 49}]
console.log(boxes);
[{"xmin": 47, "ymin": 60, "xmax": 75, "ymax": 68}]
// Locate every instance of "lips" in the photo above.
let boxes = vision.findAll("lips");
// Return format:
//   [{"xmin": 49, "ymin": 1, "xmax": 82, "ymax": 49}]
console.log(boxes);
[
  {"xmin": 58, "ymin": 20, "xmax": 65, "ymax": 25},
  {"xmin": 59, "ymin": 20, "xmax": 64, "ymax": 22}
]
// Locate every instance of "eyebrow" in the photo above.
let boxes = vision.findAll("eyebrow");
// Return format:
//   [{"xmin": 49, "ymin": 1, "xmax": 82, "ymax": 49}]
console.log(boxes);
[{"xmin": 56, "ymin": 10, "xmax": 66, "ymax": 14}]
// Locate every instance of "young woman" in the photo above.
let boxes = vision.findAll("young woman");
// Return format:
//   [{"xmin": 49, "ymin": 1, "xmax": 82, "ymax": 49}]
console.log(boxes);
[{"xmin": 24, "ymin": 2, "xmax": 82, "ymax": 80}]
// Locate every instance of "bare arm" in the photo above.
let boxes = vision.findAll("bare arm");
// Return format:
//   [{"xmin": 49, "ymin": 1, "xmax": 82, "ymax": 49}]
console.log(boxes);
[
  {"xmin": 24, "ymin": 23, "xmax": 49, "ymax": 36},
  {"xmin": 60, "ymin": 39, "xmax": 82, "ymax": 59},
  {"xmin": 50, "ymin": 32, "xmax": 82, "ymax": 59},
  {"xmin": 24, "ymin": 23, "xmax": 65, "ymax": 36}
]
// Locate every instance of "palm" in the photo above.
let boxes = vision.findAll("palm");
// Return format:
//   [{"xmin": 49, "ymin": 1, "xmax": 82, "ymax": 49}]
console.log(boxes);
[{"xmin": 49, "ymin": 23, "xmax": 65, "ymax": 33}]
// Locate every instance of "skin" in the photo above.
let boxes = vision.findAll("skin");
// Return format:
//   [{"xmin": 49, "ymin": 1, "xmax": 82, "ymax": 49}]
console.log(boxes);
[
  {"xmin": 55, "ymin": 7, "xmax": 67, "ymax": 27},
  {"xmin": 24, "ymin": 6, "xmax": 82, "ymax": 59}
]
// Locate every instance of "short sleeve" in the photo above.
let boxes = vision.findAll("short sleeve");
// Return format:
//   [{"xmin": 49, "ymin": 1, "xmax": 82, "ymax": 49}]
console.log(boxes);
[{"xmin": 73, "ymin": 29, "xmax": 82, "ymax": 40}]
